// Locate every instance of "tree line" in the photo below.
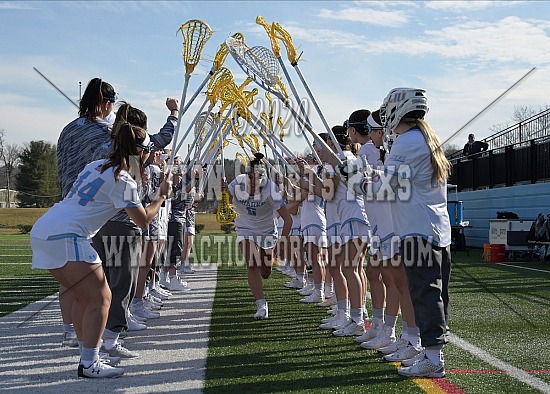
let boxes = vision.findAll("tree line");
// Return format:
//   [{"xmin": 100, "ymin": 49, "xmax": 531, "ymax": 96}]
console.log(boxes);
[{"xmin": 0, "ymin": 130, "xmax": 60, "ymax": 208}]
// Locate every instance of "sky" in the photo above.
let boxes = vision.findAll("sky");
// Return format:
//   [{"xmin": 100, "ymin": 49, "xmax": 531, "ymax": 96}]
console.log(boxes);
[{"xmin": 1, "ymin": 0, "xmax": 550, "ymax": 160}]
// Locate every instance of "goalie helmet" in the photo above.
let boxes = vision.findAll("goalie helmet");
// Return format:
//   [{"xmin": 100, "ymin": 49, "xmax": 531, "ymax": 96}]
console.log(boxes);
[{"xmin": 379, "ymin": 88, "xmax": 428, "ymax": 134}]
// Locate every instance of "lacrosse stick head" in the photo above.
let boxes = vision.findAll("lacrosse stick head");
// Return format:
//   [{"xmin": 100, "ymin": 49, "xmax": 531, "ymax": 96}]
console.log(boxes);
[
  {"xmin": 272, "ymin": 21, "xmax": 298, "ymax": 64},
  {"xmin": 225, "ymin": 36, "xmax": 286, "ymax": 99},
  {"xmin": 256, "ymin": 16, "xmax": 282, "ymax": 58},
  {"xmin": 216, "ymin": 188, "xmax": 237, "ymax": 224},
  {"xmin": 236, "ymin": 151, "xmax": 250, "ymax": 167},
  {"xmin": 212, "ymin": 33, "xmax": 244, "ymax": 72},
  {"xmin": 379, "ymin": 88, "xmax": 428, "ymax": 135},
  {"xmin": 177, "ymin": 19, "xmax": 214, "ymax": 75},
  {"xmin": 194, "ymin": 111, "xmax": 215, "ymax": 145},
  {"xmin": 207, "ymin": 67, "xmax": 233, "ymax": 105}
]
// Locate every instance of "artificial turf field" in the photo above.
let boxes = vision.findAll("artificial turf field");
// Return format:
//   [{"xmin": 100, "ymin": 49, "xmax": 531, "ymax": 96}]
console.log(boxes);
[{"xmin": 1, "ymin": 234, "xmax": 549, "ymax": 393}]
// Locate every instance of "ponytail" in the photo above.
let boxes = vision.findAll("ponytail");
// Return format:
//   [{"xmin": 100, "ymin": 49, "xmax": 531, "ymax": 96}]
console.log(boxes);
[
  {"xmin": 79, "ymin": 78, "xmax": 116, "ymax": 119},
  {"xmin": 101, "ymin": 102, "xmax": 148, "ymax": 180}
]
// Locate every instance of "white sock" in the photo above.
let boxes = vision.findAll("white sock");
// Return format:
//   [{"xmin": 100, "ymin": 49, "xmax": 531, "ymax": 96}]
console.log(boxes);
[
  {"xmin": 81, "ymin": 346, "xmax": 99, "ymax": 368},
  {"xmin": 102, "ymin": 329, "xmax": 119, "ymax": 350},
  {"xmin": 425, "ymin": 346, "xmax": 444, "ymax": 365}
]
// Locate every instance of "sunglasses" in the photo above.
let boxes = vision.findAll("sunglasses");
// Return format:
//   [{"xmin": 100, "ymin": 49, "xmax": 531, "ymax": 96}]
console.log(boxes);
[
  {"xmin": 344, "ymin": 119, "xmax": 383, "ymax": 134},
  {"xmin": 137, "ymin": 142, "xmax": 154, "ymax": 154},
  {"xmin": 104, "ymin": 92, "xmax": 119, "ymax": 103}
]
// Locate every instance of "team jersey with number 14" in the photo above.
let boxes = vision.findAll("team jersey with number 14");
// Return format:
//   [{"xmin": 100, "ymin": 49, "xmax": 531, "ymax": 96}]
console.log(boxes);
[{"xmin": 30, "ymin": 159, "xmax": 142, "ymax": 241}]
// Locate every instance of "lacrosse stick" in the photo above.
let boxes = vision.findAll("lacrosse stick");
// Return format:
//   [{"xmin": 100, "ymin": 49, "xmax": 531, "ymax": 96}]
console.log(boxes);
[
  {"xmin": 174, "ymin": 66, "xmax": 233, "ymax": 156},
  {"xmin": 271, "ymin": 21, "xmax": 344, "ymax": 158},
  {"xmin": 225, "ymin": 36, "xmax": 343, "ymax": 166},
  {"xmin": 176, "ymin": 33, "xmax": 244, "ymax": 122},
  {"xmin": 256, "ymin": 17, "xmax": 321, "ymax": 164},
  {"xmin": 218, "ymin": 77, "xmax": 301, "ymax": 176},
  {"xmin": 198, "ymin": 111, "xmax": 237, "ymax": 193},
  {"xmin": 215, "ymin": 122, "xmax": 238, "ymax": 224},
  {"xmin": 169, "ymin": 20, "xmax": 213, "ymax": 168}
]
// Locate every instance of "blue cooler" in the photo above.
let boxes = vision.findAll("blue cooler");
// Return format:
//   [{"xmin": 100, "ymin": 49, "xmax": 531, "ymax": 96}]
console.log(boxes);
[{"xmin": 447, "ymin": 201, "xmax": 463, "ymax": 226}]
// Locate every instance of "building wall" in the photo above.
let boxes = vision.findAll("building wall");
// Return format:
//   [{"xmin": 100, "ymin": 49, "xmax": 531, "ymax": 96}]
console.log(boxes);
[
  {"xmin": 0, "ymin": 189, "xmax": 18, "ymax": 208},
  {"xmin": 456, "ymin": 182, "xmax": 550, "ymax": 248}
]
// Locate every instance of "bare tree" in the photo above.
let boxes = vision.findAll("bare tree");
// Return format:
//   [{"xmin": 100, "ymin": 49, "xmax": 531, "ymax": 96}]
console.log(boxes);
[{"xmin": 0, "ymin": 130, "xmax": 21, "ymax": 207}]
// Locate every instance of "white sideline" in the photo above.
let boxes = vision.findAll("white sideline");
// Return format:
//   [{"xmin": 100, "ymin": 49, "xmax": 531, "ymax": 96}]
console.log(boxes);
[
  {"xmin": 0, "ymin": 265, "xmax": 217, "ymax": 393},
  {"xmin": 449, "ymin": 333, "xmax": 550, "ymax": 393},
  {"xmin": 495, "ymin": 263, "xmax": 550, "ymax": 274}
]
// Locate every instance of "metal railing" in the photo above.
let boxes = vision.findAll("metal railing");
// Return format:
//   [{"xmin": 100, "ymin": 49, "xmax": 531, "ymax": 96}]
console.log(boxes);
[{"xmin": 447, "ymin": 108, "xmax": 550, "ymax": 161}]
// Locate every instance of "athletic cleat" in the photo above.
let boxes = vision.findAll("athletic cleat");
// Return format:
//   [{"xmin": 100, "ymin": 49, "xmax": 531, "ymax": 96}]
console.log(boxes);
[
  {"xmin": 332, "ymin": 316, "xmax": 352, "ymax": 331},
  {"xmin": 300, "ymin": 291, "xmax": 324, "ymax": 304},
  {"xmin": 320, "ymin": 311, "xmax": 349, "ymax": 330},
  {"xmin": 332, "ymin": 320, "xmax": 366, "ymax": 337},
  {"xmin": 401, "ymin": 349, "xmax": 426, "ymax": 367},
  {"xmin": 127, "ymin": 314, "xmax": 147, "ymax": 331},
  {"xmin": 354, "ymin": 317, "xmax": 383, "ymax": 343},
  {"xmin": 317, "ymin": 297, "xmax": 337, "ymax": 307},
  {"xmin": 360, "ymin": 324, "xmax": 396, "ymax": 350},
  {"xmin": 99, "ymin": 352, "xmax": 121, "ymax": 366},
  {"xmin": 298, "ymin": 283, "xmax": 314, "ymax": 296},
  {"xmin": 62, "ymin": 332, "xmax": 79, "ymax": 347},
  {"xmin": 100, "ymin": 343, "xmax": 139, "ymax": 359},
  {"xmin": 144, "ymin": 298, "xmax": 161, "ymax": 311},
  {"xmin": 321, "ymin": 314, "xmax": 339, "ymax": 324},
  {"xmin": 384, "ymin": 343, "xmax": 422, "ymax": 362},
  {"xmin": 397, "ymin": 356, "xmax": 445, "ymax": 378},
  {"xmin": 254, "ymin": 301, "xmax": 269, "ymax": 320},
  {"xmin": 131, "ymin": 302, "xmax": 160, "ymax": 320},
  {"xmin": 149, "ymin": 288, "xmax": 168, "ymax": 301},
  {"xmin": 167, "ymin": 277, "xmax": 191, "ymax": 292},
  {"xmin": 378, "ymin": 337, "xmax": 409, "ymax": 355},
  {"xmin": 180, "ymin": 266, "xmax": 196, "ymax": 274},
  {"xmin": 284, "ymin": 278, "xmax": 304, "ymax": 289},
  {"xmin": 78, "ymin": 359, "xmax": 124, "ymax": 378}
]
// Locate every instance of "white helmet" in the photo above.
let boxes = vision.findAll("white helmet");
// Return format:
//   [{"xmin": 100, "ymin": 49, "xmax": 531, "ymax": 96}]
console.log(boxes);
[{"xmin": 379, "ymin": 88, "xmax": 428, "ymax": 134}]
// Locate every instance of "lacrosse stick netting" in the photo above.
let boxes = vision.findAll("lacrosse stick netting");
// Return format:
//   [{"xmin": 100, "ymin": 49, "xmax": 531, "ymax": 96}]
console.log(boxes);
[
  {"xmin": 225, "ymin": 36, "xmax": 343, "ymax": 166},
  {"xmin": 177, "ymin": 19, "xmax": 214, "ymax": 75},
  {"xmin": 169, "ymin": 19, "xmax": 214, "ymax": 168}
]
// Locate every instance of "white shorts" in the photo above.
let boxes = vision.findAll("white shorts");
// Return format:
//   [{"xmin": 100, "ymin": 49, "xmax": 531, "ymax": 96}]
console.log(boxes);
[
  {"xmin": 31, "ymin": 236, "xmax": 101, "ymax": 270},
  {"xmin": 237, "ymin": 235, "xmax": 278, "ymax": 250},
  {"xmin": 326, "ymin": 223, "xmax": 341, "ymax": 247},
  {"xmin": 301, "ymin": 224, "xmax": 328, "ymax": 248},
  {"xmin": 340, "ymin": 219, "xmax": 371, "ymax": 245},
  {"xmin": 369, "ymin": 234, "xmax": 401, "ymax": 261}
]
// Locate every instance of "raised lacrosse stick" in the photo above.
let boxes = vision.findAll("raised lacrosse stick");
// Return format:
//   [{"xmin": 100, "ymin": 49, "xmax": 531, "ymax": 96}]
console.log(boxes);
[
  {"xmin": 217, "ymin": 76, "xmax": 301, "ymax": 176},
  {"xmin": 169, "ymin": 19, "xmax": 213, "ymax": 168},
  {"xmin": 256, "ymin": 17, "xmax": 322, "ymax": 164},
  {"xmin": 175, "ymin": 33, "xmax": 244, "ymax": 123},
  {"xmin": 215, "ymin": 119, "xmax": 238, "ymax": 224},
  {"xmin": 271, "ymin": 21, "xmax": 344, "ymax": 158},
  {"xmin": 225, "ymin": 36, "xmax": 343, "ymax": 166},
  {"xmin": 174, "ymin": 66, "xmax": 233, "ymax": 156}
]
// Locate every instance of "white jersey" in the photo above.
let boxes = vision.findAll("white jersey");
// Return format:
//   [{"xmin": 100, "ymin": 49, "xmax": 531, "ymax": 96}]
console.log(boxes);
[
  {"xmin": 31, "ymin": 160, "xmax": 142, "ymax": 241},
  {"xmin": 328, "ymin": 151, "xmax": 369, "ymax": 227},
  {"xmin": 385, "ymin": 128, "xmax": 451, "ymax": 247},
  {"xmin": 359, "ymin": 142, "xmax": 382, "ymax": 167},
  {"xmin": 228, "ymin": 174, "xmax": 282, "ymax": 237},
  {"xmin": 300, "ymin": 165, "xmax": 326, "ymax": 232},
  {"xmin": 359, "ymin": 142, "xmax": 396, "ymax": 258},
  {"xmin": 290, "ymin": 208, "xmax": 301, "ymax": 231}
]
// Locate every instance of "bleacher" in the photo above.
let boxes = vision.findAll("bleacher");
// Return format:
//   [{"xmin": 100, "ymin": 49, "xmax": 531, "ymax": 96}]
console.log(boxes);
[{"xmin": 447, "ymin": 108, "xmax": 550, "ymax": 192}]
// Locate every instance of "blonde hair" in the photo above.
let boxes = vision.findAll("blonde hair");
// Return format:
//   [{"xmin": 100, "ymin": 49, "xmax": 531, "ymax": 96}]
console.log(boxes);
[{"xmin": 403, "ymin": 118, "xmax": 451, "ymax": 184}]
